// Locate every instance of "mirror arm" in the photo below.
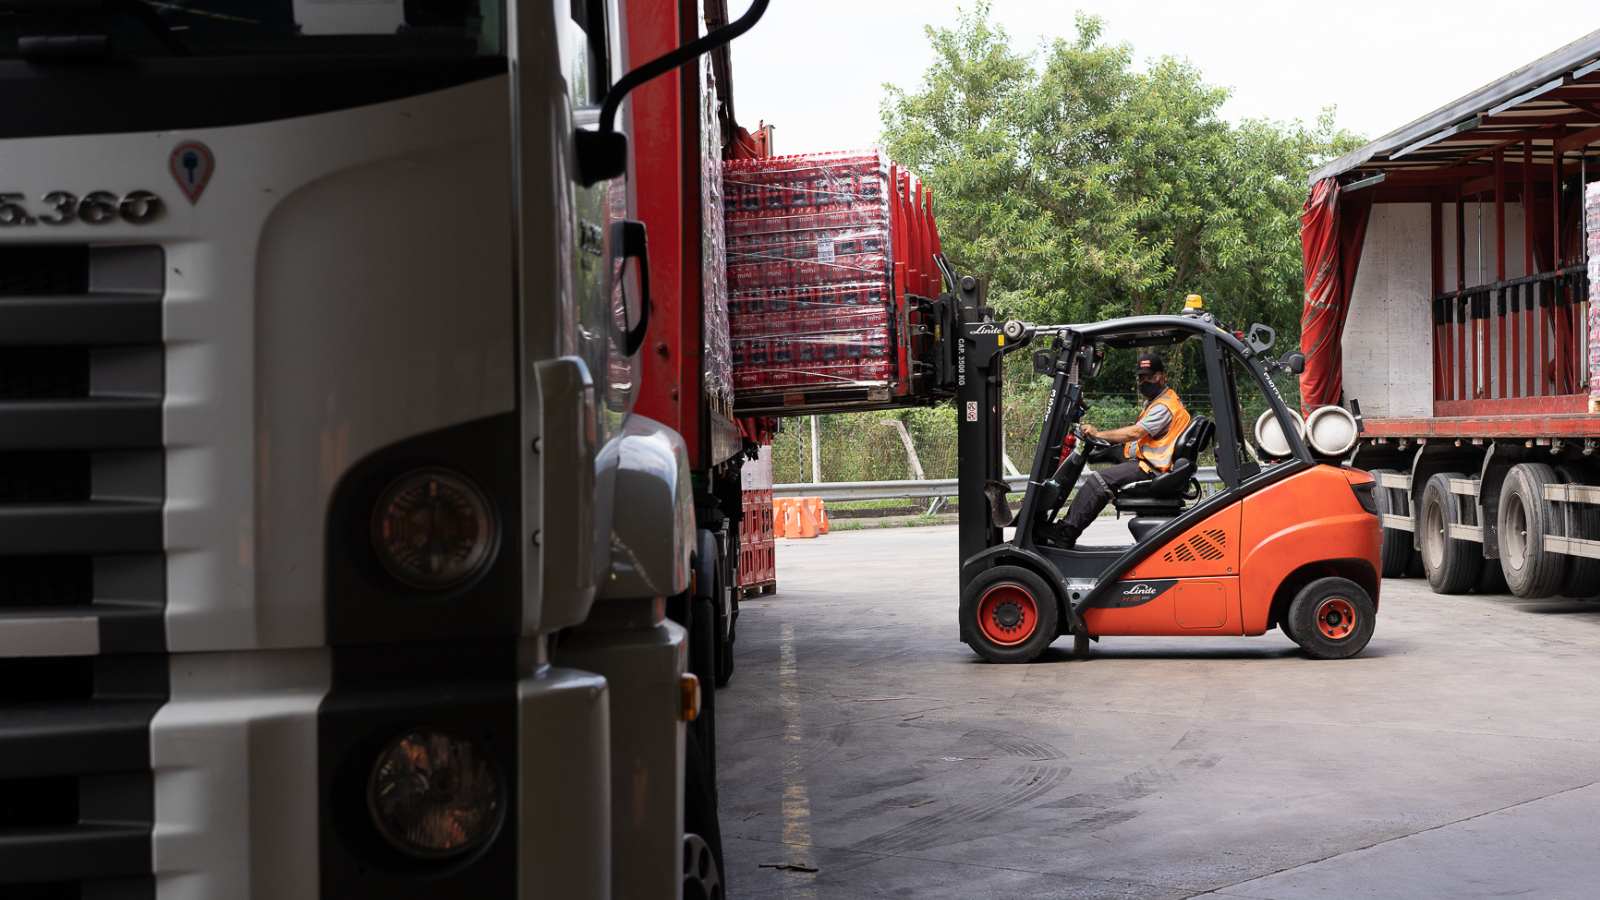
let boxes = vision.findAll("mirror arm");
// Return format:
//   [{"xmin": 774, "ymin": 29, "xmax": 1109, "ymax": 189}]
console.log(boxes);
[{"xmin": 577, "ymin": 0, "xmax": 772, "ymax": 186}]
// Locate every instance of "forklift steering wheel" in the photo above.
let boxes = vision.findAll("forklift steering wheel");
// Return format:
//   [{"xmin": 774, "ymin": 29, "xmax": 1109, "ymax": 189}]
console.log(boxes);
[{"xmin": 1076, "ymin": 427, "xmax": 1112, "ymax": 450}]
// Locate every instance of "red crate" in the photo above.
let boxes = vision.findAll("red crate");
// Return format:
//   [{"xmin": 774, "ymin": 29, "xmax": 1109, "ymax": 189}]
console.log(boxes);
[
  {"xmin": 725, "ymin": 149, "xmax": 941, "ymax": 412},
  {"xmin": 738, "ymin": 449, "xmax": 776, "ymax": 595}
]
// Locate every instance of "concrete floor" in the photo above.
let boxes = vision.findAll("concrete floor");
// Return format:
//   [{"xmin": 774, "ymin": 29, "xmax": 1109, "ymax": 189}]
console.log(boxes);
[{"xmin": 717, "ymin": 522, "xmax": 1600, "ymax": 899}]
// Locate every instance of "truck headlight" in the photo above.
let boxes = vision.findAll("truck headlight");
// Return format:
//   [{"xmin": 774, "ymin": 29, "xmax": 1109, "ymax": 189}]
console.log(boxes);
[
  {"xmin": 371, "ymin": 468, "xmax": 497, "ymax": 590},
  {"xmin": 368, "ymin": 730, "xmax": 504, "ymax": 858}
]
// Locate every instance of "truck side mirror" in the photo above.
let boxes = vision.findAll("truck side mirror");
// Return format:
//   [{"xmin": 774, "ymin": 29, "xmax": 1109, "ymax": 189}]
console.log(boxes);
[{"xmin": 1280, "ymin": 351, "xmax": 1305, "ymax": 375}]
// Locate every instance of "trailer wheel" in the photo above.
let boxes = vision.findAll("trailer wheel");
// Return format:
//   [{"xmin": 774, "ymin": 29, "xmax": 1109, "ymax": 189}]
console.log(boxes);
[
  {"xmin": 1286, "ymin": 576, "xmax": 1376, "ymax": 659},
  {"xmin": 1370, "ymin": 469, "xmax": 1414, "ymax": 578},
  {"xmin": 1419, "ymin": 472, "xmax": 1483, "ymax": 594},
  {"xmin": 962, "ymin": 565, "xmax": 1060, "ymax": 664},
  {"xmin": 1497, "ymin": 463, "xmax": 1568, "ymax": 599},
  {"xmin": 1556, "ymin": 465, "xmax": 1600, "ymax": 598}
]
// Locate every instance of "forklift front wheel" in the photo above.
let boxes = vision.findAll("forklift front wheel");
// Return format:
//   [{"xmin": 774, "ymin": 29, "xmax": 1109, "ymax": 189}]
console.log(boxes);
[
  {"xmin": 963, "ymin": 566, "xmax": 1060, "ymax": 663},
  {"xmin": 1285, "ymin": 576, "xmax": 1376, "ymax": 660}
]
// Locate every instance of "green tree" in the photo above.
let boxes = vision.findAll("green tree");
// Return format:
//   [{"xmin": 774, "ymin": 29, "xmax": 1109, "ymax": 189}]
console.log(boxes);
[{"xmin": 881, "ymin": 5, "xmax": 1364, "ymax": 341}]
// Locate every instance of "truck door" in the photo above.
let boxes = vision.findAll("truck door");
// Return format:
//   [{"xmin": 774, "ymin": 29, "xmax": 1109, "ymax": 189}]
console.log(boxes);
[{"xmin": 513, "ymin": 0, "xmax": 644, "ymax": 631}]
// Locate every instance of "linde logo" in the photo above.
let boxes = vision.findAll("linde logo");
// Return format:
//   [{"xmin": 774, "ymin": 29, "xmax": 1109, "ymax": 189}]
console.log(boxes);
[
  {"xmin": 1123, "ymin": 583, "xmax": 1160, "ymax": 596},
  {"xmin": 971, "ymin": 324, "xmax": 1002, "ymax": 335}
]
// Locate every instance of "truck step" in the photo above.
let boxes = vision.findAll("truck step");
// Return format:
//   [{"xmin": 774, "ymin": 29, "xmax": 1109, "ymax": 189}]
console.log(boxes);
[
  {"xmin": 0, "ymin": 293, "xmax": 160, "ymax": 346},
  {"xmin": 0, "ymin": 698, "xmax": 161, "ymax": 779},
  {"xmin": 0, "ymin": 501, "xmax": 162, "ymax": 556},
  {"xmin": 0, "ymin": 398, "xmax": 161, "ymax": 450}
]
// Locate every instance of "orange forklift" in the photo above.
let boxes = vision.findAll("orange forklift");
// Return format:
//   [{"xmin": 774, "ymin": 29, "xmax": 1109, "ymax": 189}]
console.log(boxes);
[{"xmin": 929, "ymin": 264, "xmax": 1383, "ymax": 664}]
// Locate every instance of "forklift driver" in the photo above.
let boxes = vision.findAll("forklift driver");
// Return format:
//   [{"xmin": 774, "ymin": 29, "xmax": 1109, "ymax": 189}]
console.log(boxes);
[{"xmin": 1051, "ymin": 353, "xmax": 1191, "ymax": 547}]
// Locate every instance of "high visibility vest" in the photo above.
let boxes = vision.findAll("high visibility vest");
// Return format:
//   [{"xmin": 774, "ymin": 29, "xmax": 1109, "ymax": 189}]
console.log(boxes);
[{"xmin": 1123, "ymin": 388, "xmax": 1192, "ymax": 473}]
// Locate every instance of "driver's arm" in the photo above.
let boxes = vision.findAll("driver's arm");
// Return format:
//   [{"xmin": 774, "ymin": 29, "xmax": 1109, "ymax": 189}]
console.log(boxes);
[
  {"xmin": 1085, "ymin": 401, "xmax": 1173, "ymax": 445},
  {"xmin": 1084, "ymin": 422, "xmax": 1150, "ymax": 445}
]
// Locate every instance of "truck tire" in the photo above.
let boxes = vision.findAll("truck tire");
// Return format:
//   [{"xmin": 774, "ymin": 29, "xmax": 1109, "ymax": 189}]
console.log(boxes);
[
  {"xmin": 961, "ymin": 565, "xmax": 1060, "ymax": 664},
  {"xmin": 1556, "ymin": 465, "xmax": 1600, "ymax": 599},
  {"xmin": 1285, "ymin": 576, "xmax": 1376, "ymax": 659},
  {"xmin": 689, "ymin": 595, "xmax": 718, "ymax": 779},
  {"xmin": 684, "ymin": 729, "xmax": 725, "ymax": 900},
  {"xmin": 1419, "ymin": 472, "xmax": 1483, "ymax": 594},
  {"xmin": 1497, "ymin": 463, "xmax": 1568, "ymax": 599},
  {"xmin": 1370, "ymin": 468, "xmax": 1414, "ymax": 577}
]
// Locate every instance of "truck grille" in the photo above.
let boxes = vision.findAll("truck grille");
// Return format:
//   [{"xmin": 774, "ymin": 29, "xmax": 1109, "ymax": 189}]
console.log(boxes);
[{"xmin": 0, "ymin": 245, "xmax": 167, "ymax": 898}]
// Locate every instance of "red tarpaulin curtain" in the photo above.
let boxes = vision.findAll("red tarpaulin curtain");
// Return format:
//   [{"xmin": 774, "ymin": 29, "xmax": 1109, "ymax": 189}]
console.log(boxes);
[{"xmin": 1299, "ymin": 177, "xmax": 1373, "ymax": 410}]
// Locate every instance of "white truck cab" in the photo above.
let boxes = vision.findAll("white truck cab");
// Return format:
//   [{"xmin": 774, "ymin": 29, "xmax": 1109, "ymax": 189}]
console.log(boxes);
[{"xmin": 0, "ymin": 2, "xmax": 714, "ymax": 897}]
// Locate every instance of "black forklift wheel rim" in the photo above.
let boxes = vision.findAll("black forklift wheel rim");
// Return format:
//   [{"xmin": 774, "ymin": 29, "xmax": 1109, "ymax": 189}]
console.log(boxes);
[{"xmin": 976, "ymin": 583, "xmax": 1038, "ymax": 646}]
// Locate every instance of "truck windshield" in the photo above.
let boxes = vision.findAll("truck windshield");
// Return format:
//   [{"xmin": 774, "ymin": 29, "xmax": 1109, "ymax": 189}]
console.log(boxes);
[{"xmin": 1, "ymin": 0, "xmax": 504, "ymax": 59}]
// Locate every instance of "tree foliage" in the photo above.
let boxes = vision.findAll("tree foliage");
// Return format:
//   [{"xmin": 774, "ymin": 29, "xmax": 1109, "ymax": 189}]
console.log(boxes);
[{"xmin": 880, "ymin": 5, "xmax": 1364, "ymax": 340}]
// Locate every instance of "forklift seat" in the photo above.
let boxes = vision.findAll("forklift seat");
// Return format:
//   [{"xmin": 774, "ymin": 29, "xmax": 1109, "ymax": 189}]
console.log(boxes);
[{"xmin": 1113, "ymin": 416, "xmax": 1214, "ymax": 534}]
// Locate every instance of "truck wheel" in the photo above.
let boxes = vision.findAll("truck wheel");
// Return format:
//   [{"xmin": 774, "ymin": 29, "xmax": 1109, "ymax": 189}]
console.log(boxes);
[
  {"xmin": 1556, "ymin": 465, "xmax": 1600, "ymax": 598},
  {"xmin": 1286, "ymin": 576, "xmax": 1376, "ymax": 659},
  {"xmin": 962, "ymin": 565, "xmax": 1060, "ymax": 664},
  {"xmin": 1497, "ymin": 463, "xmax": 1568, "ymax": 598},
  {"xmin": 684, "ymin": 730, "xmax": 725, "ymax": 900},
  {"xmin": 1370, "ymin": 468, "xmax": 1414, "ymax": 578},
  {"xmin": 714, "ymin": 552, "xmax": 736, "ymax": 688},
  {"xmin": 689, "ymin": 596, "xmax": 718, "ymax": 778},
  {"xmin": 1419, "ymin": 472, "xmax": 1483, "ymax": 594}
]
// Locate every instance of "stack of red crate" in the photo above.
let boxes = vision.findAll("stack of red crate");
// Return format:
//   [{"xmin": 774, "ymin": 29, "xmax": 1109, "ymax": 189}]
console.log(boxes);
[
  {"xmin": 737, "ymin": 445, "xmax": 776, "ymax": 596},
  {"xmin": 723, "ymin": 150, "xmax": 943, "ymax": 411}
]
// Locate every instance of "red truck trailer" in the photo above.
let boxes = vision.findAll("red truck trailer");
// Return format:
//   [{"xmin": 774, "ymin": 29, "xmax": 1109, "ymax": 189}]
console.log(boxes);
[{"xmin": 1304, "ymin": 31, "xmax": 1600, "ymax": 600}]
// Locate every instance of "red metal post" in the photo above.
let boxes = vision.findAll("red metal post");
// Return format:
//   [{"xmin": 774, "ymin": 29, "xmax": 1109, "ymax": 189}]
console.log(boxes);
[
  {"xmin": 1495, "ymin": 150, "xmax": 1507, "ymax": 397},
  {"xmin": 1457, "ymin": 190, "xmax": 1468, "ymax": 400},
  {"xmin": 1431, "ymin": 196, "xmax": 1446, "ymax": 402},
  {"xmin": 1525, "ymin": 142, "xmax": 1538, "ymax": 395},
  {"xmin": 1554, "ymin": 153, "xmax": 1563, "ymax": 395}
]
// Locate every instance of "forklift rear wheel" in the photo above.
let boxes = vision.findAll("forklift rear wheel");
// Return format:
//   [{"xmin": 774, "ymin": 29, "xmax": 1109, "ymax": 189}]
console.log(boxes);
[
  {"xmin": 1420, "ymin": 472, "xmax": 1483, "ymax": 594},
  {"xmin": 963, "ymin": 566, "xmax": 1060, "ymax": 664},
  {"xmin": 1286, "ymin": 577, "xmax": 1375, "ymax": 659},
  {"xmin": 1369, "ymin": 469, "xmax": 1414, "ymax": 578}
]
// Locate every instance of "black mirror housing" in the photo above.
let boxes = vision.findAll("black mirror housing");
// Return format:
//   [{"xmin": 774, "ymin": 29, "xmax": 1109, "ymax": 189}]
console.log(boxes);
[
  {"xmin": 1281, "ymin": 351, "xmax": 1306, "ymax": 375},
  {"xmin": 1032, "ymin": 350, "xmax": 1055, "ymax": 375}
]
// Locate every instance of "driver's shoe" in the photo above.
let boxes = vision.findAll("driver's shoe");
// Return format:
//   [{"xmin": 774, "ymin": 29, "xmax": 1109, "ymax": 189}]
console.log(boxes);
[{"xmin": 1038, "ymin": 520, "xmax": 1082, "ymax": 549}]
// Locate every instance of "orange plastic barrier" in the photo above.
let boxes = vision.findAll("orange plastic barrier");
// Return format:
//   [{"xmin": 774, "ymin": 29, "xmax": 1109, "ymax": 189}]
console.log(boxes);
[{"xmin": 773, "ymin": 497, "xmax": 826, "ymax": 539}]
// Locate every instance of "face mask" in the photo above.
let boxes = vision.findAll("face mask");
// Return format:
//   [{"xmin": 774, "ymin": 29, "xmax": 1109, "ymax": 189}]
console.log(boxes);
[{"xmin": 1139, "ymin": 381, "xmax": 1162, "ymax": 401}]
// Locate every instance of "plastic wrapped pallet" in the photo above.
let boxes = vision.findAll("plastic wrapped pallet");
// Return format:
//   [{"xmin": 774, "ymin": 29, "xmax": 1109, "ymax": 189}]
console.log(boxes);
[
  {"xmin": 700, "ymin": 55, "xmax": 734, "ymax": 421},
  {"xmin": 1588, "ymin": 181, "xmax": 1600, "ymax": 413},
  {"xmin": 724, "ymin": 150, "xmax": 911, "ymax": 411}
]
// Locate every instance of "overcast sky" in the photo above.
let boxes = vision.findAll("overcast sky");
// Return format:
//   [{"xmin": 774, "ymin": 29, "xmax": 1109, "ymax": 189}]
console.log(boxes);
[{"xmin": 726, "ymin": 1, "xmax": 1600, "ymax": 154}]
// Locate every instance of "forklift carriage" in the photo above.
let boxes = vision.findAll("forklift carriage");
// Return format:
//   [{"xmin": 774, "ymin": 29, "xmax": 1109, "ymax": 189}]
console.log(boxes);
[{"xmin": 936, "ymin": 272, "xmax": 1383, "ymax": 664}]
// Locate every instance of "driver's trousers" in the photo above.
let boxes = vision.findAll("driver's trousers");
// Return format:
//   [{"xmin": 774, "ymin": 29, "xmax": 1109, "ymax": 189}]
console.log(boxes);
[{"xmin": 1060, "ymin": 460, "xmax": 1150, "ymax": 532}]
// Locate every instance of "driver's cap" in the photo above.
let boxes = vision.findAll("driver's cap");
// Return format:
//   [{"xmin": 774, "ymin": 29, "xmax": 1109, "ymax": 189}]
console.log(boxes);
[{"xmin": 1136, "ymin": 353, "xmax": 1165, "ymax": 374}]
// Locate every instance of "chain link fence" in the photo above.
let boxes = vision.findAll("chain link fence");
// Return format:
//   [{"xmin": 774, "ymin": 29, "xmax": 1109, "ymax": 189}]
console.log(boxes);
[{"xmin": 770, "ymin": 358, "xmax": 1296, "ymax": 484}]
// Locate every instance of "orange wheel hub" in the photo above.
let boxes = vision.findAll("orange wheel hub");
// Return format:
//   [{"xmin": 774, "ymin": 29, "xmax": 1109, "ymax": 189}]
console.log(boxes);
[
  {"xmin": 1315, "ymin": 597, "xmax": 1357, "ymax": 640},
  {"xmin": 976, "ymin": 583, "xmax": 1038, "ymax": 646}
]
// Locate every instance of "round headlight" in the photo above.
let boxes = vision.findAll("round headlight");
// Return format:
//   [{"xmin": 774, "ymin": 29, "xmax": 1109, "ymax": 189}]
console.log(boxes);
[
  {"xmin": 367, "ymin": 730, "xmax": 503, "ymax": 858},
  {"xmin": 372, "ymin": 469, "xmax": 496, "ymax": 590}
]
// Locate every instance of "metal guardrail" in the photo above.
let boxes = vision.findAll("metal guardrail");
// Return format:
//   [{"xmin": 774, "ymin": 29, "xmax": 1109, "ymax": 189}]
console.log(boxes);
[{"xmin": 774, "ymin": 468, "xmax": 1220, "ymax": 502}]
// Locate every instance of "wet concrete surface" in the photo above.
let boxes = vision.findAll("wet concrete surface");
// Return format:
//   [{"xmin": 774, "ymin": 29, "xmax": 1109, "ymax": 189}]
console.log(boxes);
[{"xmin": 717, "ymin": 522, "xmax": 1600, "ymax": 899}]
